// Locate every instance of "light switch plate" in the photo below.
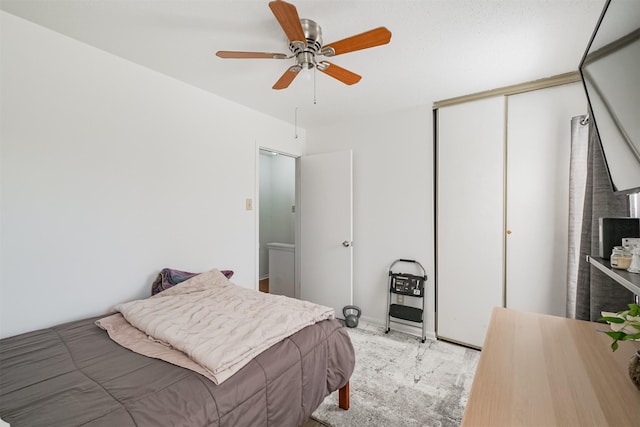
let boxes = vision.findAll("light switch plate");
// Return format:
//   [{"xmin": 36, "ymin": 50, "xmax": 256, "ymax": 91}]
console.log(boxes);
[{"xmin": 245, "ymin": 198, "xmax": 253, "ymax": 211}]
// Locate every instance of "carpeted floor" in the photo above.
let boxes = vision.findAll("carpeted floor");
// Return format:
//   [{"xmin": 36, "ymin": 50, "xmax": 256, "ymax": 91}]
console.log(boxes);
[{"xmin": 311, "ymin": 323, "xmax": 479, "ymax": 427}]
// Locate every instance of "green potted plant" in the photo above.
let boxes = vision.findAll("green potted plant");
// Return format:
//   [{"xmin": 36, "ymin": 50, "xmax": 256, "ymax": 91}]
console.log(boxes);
[
  {"xmin": 599, "ymin": 303, "xmax": 640, "ymax": 351},
  {"xmin": 599, "ymin": 303, "xmax": 640, "ymax": 391}
]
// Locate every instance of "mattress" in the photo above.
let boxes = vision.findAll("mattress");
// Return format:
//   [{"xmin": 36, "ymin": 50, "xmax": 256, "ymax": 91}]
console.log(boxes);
[{"xmin": 0, "ymin": 315, "xmax": 354, "ymax": 426}]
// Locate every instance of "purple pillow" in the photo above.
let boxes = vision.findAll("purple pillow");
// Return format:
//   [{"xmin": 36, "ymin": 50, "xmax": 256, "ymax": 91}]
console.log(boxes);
[{"xmin": 151, "ymin": 268, "xmax": 234, "ymax": 296}]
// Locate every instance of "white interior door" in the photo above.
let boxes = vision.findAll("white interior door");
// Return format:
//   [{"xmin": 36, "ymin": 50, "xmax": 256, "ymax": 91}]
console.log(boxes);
[
  {"xmin": 299, "ymin": 150, "xmax": 353, "ymax": 318},
  {"xmin": 436, "ymin": 96, "xmax": 505, "ymax": 348},
  {"xmin": 506, "ymin": 83, "xmax": 585, "ymax": 316}
]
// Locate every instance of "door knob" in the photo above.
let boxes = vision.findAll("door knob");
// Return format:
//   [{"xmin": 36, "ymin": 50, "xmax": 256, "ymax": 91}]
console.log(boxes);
[{"xmin": 342, "ymin": 241, "xmax": 352, "ymax": 247}]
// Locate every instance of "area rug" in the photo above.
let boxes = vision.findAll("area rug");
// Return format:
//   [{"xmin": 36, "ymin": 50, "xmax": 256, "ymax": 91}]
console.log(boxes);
[{"xmin": 312, "ymin": 323, "xmax": 480, "ymax": 427}]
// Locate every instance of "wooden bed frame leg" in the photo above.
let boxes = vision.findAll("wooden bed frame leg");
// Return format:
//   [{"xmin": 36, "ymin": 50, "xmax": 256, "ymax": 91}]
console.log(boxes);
[{"xmin": 338, "ymin": 382, "xmax": 350, "ymax": 410}]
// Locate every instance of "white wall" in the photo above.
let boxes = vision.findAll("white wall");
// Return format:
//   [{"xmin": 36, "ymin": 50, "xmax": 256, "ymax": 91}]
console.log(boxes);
[
  {"xmin": 0, "ymin": 12, "xmax": 305, "ymax": 338},
  {"xmin": 305, "ymin": 107, "xmax": 435, "ymax": 334}
]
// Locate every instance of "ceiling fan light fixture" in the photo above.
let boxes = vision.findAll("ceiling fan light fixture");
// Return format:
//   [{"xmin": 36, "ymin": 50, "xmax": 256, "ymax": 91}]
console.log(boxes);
[{"xmin": 300, "ymin": 67, "xmax": 314, "ymax": 81}]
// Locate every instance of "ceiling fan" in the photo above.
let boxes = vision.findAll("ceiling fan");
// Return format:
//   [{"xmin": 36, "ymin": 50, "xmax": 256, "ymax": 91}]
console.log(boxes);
[{"xmin": 216, "ymin": 0, "xmax": 392, "ymax": 90}]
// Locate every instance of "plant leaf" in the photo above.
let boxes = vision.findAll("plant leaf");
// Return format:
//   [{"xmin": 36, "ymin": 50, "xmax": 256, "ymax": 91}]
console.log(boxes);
[
  {"xmin": 620, "ymin": 332, "xmax": 640, "ymax": 341},
  {"xmin": 603, "ymin": 331, "xmax": 627, "ymax": 340},
  {"xmin": 628, "ymin": 304, "xmax": 640, "ymax": 316},
  {"xmin": 599, "ymin": 316, "xmax": 625, "ymax": 324}
]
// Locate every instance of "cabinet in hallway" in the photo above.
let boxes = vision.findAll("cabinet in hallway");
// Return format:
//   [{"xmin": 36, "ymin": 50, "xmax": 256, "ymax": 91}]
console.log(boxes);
[{"xmin": 268, "ymin": 243, "xmax": 295, "ymax": 298}]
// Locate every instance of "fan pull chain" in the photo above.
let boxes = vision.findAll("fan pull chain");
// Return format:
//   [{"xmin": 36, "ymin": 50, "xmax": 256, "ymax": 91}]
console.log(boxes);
[
  {"xmin": 313, "ymin": 68, "xmax": 317, "ymax": 105},
  {"xmin": 294, "ymin": 107, "xmax": 299, "ymax": 139}
]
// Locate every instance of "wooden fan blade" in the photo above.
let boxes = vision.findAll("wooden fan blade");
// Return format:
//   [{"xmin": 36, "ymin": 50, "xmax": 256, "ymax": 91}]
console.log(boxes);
[
  {"xmin": 323, "ymin": 27, "xmax": 392, "ymax": 56},
  {"xmin": 318, "ymin": 62, "xmax": 361, "ymax": 85},
  {"xmin": 269, "ymin": 1, "xmax": 306, "ymax": 45},
  {"xmin": 273, "ymin": 66, "xmax": 301, "ymax": 90},
  {"xmin": 216, "ymin": 51, "xmax": 288, "ymax": 59}
]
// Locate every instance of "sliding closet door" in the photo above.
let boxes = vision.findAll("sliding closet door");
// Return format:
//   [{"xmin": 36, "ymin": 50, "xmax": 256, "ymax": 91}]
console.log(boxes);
[
  {"xmin": 505, "ymin": 83, "xmax": 585, "ymax": 316},
  {"xmin": 436, "ymin": 96, "xmax": 505, "ymax": 348}
]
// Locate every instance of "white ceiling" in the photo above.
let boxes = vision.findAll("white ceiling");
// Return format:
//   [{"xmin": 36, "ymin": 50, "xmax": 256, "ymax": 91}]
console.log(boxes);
[{"xmin": 0, "ymin": 0, "xmax": 605, "ymax": 129}]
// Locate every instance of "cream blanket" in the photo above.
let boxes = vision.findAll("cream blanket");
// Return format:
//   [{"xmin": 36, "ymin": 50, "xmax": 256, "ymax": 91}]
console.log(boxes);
[{"xmin": 105, "ymin": 269, "xmax": 334, "ymax": 384}]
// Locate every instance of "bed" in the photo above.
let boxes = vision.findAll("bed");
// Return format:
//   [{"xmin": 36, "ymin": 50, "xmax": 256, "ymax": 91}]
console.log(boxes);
[{"xmin": 0, "ymin": 270, "xmax": 355, "ymax": 426}]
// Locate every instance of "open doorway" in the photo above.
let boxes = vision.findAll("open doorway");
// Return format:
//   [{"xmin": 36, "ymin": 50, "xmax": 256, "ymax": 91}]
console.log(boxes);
[{"xmin": 258, "ymin": 149, "xmax": 297, "ymax": 297}]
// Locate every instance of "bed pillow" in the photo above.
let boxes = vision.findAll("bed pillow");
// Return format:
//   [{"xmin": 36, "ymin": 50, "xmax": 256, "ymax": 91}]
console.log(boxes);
[{"xmin": 151, "ymin": 268, "xmax": 234, "ymax": 296}]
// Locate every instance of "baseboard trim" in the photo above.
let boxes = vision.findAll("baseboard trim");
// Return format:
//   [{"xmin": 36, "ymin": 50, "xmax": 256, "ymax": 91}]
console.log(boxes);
[{"xmin": 360, "ymin": 315, "xmax": 436, "ymax": 341}]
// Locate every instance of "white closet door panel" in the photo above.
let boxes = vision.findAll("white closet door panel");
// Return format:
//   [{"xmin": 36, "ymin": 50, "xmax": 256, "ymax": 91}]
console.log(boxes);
[
  {"xmin": 506, "ymin": 83, "xmax": 585, "ymax": 316},
  {"xmin": 437, "ymin": 96, "xmax": 505, "ymax": 348}
]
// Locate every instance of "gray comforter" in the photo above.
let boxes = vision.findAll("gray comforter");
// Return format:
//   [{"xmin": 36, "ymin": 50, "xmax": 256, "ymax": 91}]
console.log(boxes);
[{"xmin": 0, "ymin": 316, "xmax": 354, "ymax": 426}]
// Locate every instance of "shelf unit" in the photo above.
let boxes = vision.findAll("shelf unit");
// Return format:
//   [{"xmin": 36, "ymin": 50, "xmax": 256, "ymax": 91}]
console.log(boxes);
[{"xmin": 586, "ymin": 256, "xmax": 640, "ymax": 297}]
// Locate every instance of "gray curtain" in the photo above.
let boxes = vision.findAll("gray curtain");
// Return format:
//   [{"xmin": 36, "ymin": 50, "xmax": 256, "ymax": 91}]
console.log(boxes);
[
  {"xmin": 575, "ymin": 115, "xmax": 633, "ymax": 321},
  {"xmin": 566, "ymin": 116, "xmax": 589, "ymax": 319}
]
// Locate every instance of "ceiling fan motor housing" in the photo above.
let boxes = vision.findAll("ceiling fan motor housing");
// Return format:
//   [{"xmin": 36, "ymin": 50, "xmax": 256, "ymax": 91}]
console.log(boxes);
[{"xmin": 290, "ymin": 19, "xmax": 323, "ymax": 69}]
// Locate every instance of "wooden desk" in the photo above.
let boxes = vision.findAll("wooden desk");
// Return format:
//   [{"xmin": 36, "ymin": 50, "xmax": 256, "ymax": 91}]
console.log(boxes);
[{"xmin": 461, "ymin": 308, "xmax": 640, "ymax": 427}]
